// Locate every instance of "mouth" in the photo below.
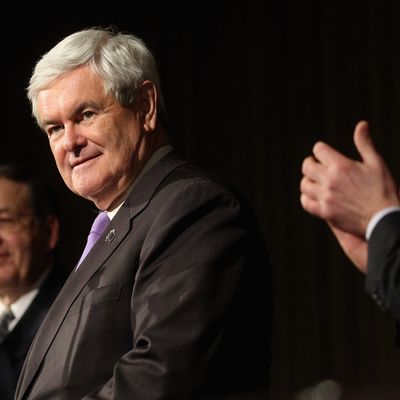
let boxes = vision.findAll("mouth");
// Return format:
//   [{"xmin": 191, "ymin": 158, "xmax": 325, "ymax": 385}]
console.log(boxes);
[
  {"xmin": 0, "ymin": 253, "xmax": 11, "ymax": 263},
  {"xmin": 71, "ymin": 153, "xmax": 102, "ymax": 169}
]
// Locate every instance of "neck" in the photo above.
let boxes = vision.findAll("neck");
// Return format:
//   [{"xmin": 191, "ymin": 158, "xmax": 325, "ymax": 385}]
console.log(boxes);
[
  {"xmin": 93, "ymin": 128, "xmax": 170, "ymax": 211},
  {"xmin": 1, "ymin": 283, "xmax": 34, "ymax": 306}
]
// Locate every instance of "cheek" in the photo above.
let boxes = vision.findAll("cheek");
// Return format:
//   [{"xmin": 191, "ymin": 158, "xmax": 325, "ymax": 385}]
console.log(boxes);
[
  {"xmin": 12, "ymin": 235, "xmax": 32, "ymax": 257},
  {"xmin": 51, "ymin": 142, "xmax": 72, "ymax": 180},
  {"xmin": 103, "ymin": 134, "xmax": 135, "ymax": 168},
  {"xmin": 15, "ymin": 236, "xmax": 36, "ymax": 273},
  {"xmin": 107, "ymin": 118, "xmax": 140, "ymax": 151},
  {"xmin": 0, "ymin": 237, "xmax": 30, "ymax": 273},
  {"xmin": 50, "ymin": 142, "xmax": 63, "ymax": 166}
]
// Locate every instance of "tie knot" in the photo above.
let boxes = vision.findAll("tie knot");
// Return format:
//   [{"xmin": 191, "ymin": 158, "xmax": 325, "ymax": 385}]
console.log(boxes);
[
  {"xmin": 0, "ymin": 309, "xmax": 14, "ymax": 324},
  {"xmin": 0, "ymin": 309, "xmax": 15, "ymax": 342},
  {"xmin": 90, "ymin": 211, "xmax": 110, "ymax": 235}
]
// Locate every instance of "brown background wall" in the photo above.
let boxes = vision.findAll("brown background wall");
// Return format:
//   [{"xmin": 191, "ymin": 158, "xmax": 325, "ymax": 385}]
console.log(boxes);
[{"xmin": 2, "ymin": 2, "xmax": 400, "ymax": 398}]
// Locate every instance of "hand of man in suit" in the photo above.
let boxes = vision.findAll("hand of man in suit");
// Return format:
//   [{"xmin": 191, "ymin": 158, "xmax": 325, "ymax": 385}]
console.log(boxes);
[{"xmin": 300, "ymin": 120, "xmax": 400, "ymax": 272}]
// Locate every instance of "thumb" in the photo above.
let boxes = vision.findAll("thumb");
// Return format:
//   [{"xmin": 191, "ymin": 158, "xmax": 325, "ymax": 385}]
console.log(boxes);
[{"xmin": 353, "ymin": 120, "xmax": 381, "ymax": 165}]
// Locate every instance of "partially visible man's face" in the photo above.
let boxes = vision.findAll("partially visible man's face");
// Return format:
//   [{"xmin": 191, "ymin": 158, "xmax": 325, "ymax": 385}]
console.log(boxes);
[
  {"xmin": 37, "ymin": 65, "xmax": 147, "ymax": 210},
  {"xmin": 0, "ymin": 178, "xmax": 44, "ymax": 296}
]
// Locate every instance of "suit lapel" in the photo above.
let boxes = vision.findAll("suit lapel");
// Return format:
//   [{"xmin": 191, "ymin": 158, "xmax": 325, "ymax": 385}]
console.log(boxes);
[{"xmin": 17, "ymin": 151, "xmax": 187, "ymax": 399}]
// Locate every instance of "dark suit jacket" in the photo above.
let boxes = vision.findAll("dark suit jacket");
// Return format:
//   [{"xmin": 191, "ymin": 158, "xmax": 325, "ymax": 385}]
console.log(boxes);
[
  {"xmin": 367, "ymin": 211, "xmax": 400, "ymax": 318},
  {"xmin": 16, "ymin": 151, "xmax": 272, "ymax": 400},
  {"xmin": 0, "ymin": 265, "xmax": 67, "ymax": 400}
]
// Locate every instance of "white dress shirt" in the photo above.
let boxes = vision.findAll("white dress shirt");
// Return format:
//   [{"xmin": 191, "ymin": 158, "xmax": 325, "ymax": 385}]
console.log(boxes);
[{"xmin": 0, "ymin": 268, "xmax": 50, "ymax": 332}]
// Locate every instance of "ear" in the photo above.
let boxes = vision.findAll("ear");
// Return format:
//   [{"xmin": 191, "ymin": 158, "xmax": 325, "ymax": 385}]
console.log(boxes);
[
  {"xmin": 137, "ymin": 80, "xmax": 158, "ymax": 133},
  {"xmin": 43, "ymin": 214, "xmax": 60, "ymax": 251}
]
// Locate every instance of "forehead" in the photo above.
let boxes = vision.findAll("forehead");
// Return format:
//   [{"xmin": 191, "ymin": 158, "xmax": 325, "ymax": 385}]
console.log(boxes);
[
  {"xmin": 37, "ymin": 66, "xmax": 107, "ymax": 124},
  {"xmin": 0, "ymin": 178, "xmax": 31, "ymax": 213}
]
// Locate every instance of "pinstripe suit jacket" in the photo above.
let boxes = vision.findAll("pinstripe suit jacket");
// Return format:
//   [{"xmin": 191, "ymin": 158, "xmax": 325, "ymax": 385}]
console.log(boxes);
[{"xmin": 16, "ymin": 151, "xmax": 272, "ymax": 399}]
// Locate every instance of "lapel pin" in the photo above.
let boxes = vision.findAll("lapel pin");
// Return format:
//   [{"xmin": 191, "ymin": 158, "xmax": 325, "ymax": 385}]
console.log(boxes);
[{"xmin": 105, "ymin": 229, "xmax": 116, "ymax": 243}]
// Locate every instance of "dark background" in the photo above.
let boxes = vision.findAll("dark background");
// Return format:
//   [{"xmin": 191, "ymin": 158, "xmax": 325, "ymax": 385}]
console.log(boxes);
[{"xmin": 3, "ymin": 2, "xmax": 400, "ymax": 398}]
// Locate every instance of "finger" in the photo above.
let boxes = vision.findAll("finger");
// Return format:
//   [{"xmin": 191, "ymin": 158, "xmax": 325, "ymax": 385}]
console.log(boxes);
[
  {"xmin": 301, "ymin": 155, "xmax": 326, "ymax": 183},
  {"xmin": 300, "ymin": 192, "xmax": 322, "ymax": 218},
  {"xmin": 300, "ymin": 176, "xmax": 326, "ymax": 218},
  {"xmin": 312, "ymin": 140, "xmax": 350, "ymax": 167},
  {"xmin": 353, "ymin": 120, "xmax": 381, "ymax": 166},
  {"xmin": 300, "ymin": 176, "xmax": 322, "ymax": 199}
]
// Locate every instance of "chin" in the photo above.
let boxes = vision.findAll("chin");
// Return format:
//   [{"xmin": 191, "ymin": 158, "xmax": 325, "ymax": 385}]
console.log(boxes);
[
  {"xmin": 75, "ymin": 185, "xmax": 107, "ymax": 204},
  {"xmin": 71, "ymin": 177, "xmax": 99, "ymax": 197}
]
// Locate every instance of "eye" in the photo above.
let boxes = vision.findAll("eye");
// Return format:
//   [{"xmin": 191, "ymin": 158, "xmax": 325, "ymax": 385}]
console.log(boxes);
[
  {"xmin": 47, "ymin": 125, "xmax": 63, "ymax": 138},
  {"xmin": 0, "ymin": 216, "xmax": 17, "ymax": 232},
  {"xmin": 82, "ymin": 110, "xmax": 95, "ymax": 120}
]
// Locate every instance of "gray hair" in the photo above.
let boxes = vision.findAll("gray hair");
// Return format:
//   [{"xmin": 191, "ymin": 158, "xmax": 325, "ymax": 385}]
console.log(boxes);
[{"xmin": 27, "ymin": 27, "xmax": 165, "ymax": 124}]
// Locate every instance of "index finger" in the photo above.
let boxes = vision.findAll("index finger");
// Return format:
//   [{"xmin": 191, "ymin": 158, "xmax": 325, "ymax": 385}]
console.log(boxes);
[{"xmin": 312, "ymin": 141, "xmax": 351, "ymax": 167}]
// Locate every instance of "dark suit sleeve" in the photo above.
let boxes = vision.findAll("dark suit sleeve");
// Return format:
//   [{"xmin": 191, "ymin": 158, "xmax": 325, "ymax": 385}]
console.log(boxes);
[
  {"xmin": 87, "ymin": 178, "xmax": 271, "ymax": 399},
  {"xmin": 366, "ymin": 211, "xmax": 400, "ymax": 320}
]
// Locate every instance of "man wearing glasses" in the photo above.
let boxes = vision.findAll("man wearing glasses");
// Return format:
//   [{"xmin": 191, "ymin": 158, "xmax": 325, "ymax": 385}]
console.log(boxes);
[{"xmin": 0, "ymin": 164, "xmax": 67, "ymax": 400}]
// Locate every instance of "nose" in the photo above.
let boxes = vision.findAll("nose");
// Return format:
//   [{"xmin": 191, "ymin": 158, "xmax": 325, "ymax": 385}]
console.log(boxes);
[{"xmin": 62, "ymin": 124, "xmax": 87, "ymax": 154}]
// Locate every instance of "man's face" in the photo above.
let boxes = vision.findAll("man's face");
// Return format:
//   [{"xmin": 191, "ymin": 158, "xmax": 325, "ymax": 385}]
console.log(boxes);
[
  {"xmin": 0, "ymin": 178, "xmax": 44, "ymax": 296},
  {"xmin": 37, "ymin": 66, "xmax": 146, "ymax": 210}
]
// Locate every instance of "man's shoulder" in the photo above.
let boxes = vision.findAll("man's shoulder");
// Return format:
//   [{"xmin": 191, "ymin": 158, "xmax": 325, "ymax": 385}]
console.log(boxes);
[
  {"xmin": 127, "ymin": 151, "xmax": 256, "ymax": 220},
  {"xmin": 157, "ymin": 151, "xmax": 240, "ymax": 193}
]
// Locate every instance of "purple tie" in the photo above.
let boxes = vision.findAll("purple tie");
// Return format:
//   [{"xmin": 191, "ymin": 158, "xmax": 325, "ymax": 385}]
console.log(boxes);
[{"xmin": 76, "ymin": 211, "xmax": 110, "ymax": 269}]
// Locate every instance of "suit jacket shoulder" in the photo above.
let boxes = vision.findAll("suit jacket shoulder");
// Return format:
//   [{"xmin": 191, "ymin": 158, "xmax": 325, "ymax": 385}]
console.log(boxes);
[{"xmin": 0, "ymin": 265, "xmax": 68, "ymax": 400}]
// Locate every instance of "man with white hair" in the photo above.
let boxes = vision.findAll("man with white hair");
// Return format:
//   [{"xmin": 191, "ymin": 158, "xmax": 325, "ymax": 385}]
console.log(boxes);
[{"xmin": 16, "ymin": 27, "xmax": 272, "ymax": 399}]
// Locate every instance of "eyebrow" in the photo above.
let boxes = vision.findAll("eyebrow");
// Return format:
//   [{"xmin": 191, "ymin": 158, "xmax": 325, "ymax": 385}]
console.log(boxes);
[{"xmin": 41, "ymin": 100, "xmax": 101, "ymax": 129}]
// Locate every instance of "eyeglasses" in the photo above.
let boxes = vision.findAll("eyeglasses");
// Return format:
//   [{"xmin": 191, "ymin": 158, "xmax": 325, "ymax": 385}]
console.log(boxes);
[{"xmin": 0, "ymin": 213, "xmax": 35, "ymax": 234}]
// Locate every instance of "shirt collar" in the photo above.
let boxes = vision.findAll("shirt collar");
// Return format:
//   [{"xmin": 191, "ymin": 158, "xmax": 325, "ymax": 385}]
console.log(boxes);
[{"xmin": 0, "ymin": 267, "xmax": 51, "ymax": 325}]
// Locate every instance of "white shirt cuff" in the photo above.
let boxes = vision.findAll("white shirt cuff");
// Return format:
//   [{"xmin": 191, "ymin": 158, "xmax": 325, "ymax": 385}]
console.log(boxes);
[{"xmin": 366, "ymin": 207, "xmax": 400, "ymax": 240}]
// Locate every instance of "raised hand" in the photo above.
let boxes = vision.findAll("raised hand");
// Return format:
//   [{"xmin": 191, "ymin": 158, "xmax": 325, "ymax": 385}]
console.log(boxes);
[{"xmin": 300, "ymin": 120, "xmax": 399, "ymax": 238}]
